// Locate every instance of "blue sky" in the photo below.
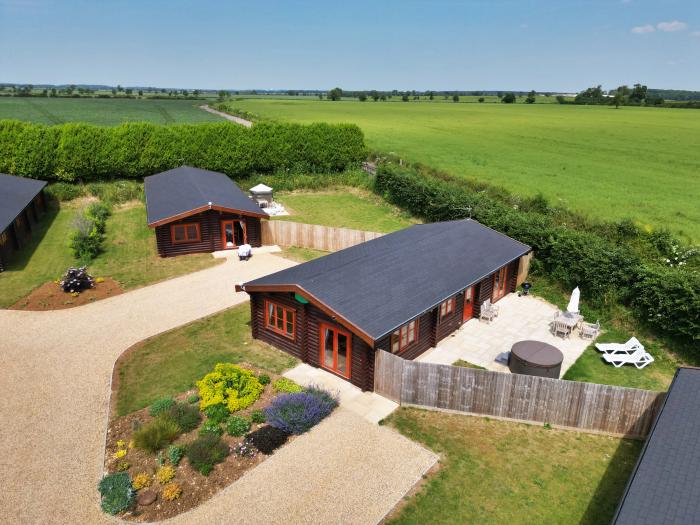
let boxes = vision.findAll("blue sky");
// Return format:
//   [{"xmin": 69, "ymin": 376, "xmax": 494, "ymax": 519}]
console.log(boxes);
[{"xmin": 1, "ymin": 0, "xmax": 698, "ymax": 91}]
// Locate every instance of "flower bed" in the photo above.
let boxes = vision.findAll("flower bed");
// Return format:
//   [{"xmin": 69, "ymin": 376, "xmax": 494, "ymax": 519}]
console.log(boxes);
[{"xmin": 103, "ymin": 362, "xmax": 339, "ymax": 521}]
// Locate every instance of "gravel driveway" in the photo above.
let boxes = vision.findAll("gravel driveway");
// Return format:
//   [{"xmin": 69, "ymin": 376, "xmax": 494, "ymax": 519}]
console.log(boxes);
[{"xmin": 0, "ymin": 253, "xmax": 436, "ymax": 524}]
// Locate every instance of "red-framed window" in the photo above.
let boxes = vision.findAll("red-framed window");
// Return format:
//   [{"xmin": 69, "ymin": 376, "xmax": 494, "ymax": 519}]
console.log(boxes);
[
  {"xmin": 171, "ymin": 223, "xmax": 201, "ymax": 244},
  {"xmin": 320, "ymin": 322, "xmax": 351, "ymax": 378},
  {"xmin": 391, "ymin": 319, "xmax": 419, "ymax": 353},
  {"xmin": 265, "ymin": 300, "xmax": 296, "ymax": 340},
  {"xmin": 439, "ymin": 297, "xmax": 456, "ymax": 321}
]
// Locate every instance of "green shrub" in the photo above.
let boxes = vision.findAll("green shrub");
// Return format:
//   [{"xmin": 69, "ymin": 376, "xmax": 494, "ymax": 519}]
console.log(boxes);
[
  {"xmin": 226, "ymin": 415, "xmax": 252, "ymax": 437},
  {"xmin": 272, "ymin": 378, "xmax": 303, "ymax": 394},
  {"xmin": 149, "ymin": 397, "xmax": 176, "ymax": 417},
  {"xmin": 203, "ymin": 404, "xmax": 230, "ymax": 425},
  {"xmin": 98, "ymin": 472, "xmax": 135, "ymax": 515},
  {"xmin": 69, "ymin": 200, "xmax": 112, "ymax": 262},
  {"xmin": 199, "ymin": 419, "xmax": 223, "ymax": 437},
  {"xmin": 186, "ymin": 434, "xmax": 229, "ymax": 475},
  {"xmin": 197, "ymin": 363, "xmax": 265, "ymax": 413},
  {"xmin": 133, "ymin": 416, "xmax": 181, "ymax": 453},
  {"xmin": 167, "ymin": 402, "xmax": 201, "ymax": 433},
  {"xmin": 167, "ymin": 444, "xmax": 185, "ymax": 466},
  {"xmin": 0, "ymin": 119, "xmax": 365, "ymax": 181},
  {"xmin": 187, "ymin": 394, "xmax": 199, "ymax": 404},
  {"xmin": 250, "ymin": 409, "xmax": 266, "ymax": 424},
  {"xmin": 258, "ymin": 374, "xmax": 271, "ymax": 385},
  {"xmin": 45, "ymin": 182, "xmax": 85, "ymax": 201}
]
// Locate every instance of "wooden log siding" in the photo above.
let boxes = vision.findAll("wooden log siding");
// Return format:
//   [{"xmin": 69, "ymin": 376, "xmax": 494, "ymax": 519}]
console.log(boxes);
[
  {"xmin": 251, "ymin": 291, "xmax": 375, "ymax": 391},
  {"xmin": 154, "ymin": 210, "xmax": 262, "ymax": 257},
  {"xmin": 374, "ymin": 351, "xmax": 666, "ymax": 438},
  {"xmin": 0, "ymin": 190, "xmax": 46, "ymax": 272},
  {"xmin": 261, "ymin": 220, "xmax": 384, "ymax": 252}
]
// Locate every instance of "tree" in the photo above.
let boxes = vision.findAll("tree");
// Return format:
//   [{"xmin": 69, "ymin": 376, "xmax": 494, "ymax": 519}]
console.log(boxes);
[
  {"xmin": 111, "ymin": 88, "xmax": 117, "ymax": 96},
  {"xmin": 218, "ymin": 90, "xmax": 228, "ymax": 99},
  {"xmin": 50, "ymin": 88, "xmax": 57, "ymax": 97},
  {"xmin": 117, "ymin": 84, "xmax": 123, "ymax": 92},
  {"xmin": 574, "ymin": 85, "xmax": 605, "ymax": 104},
  {"xmin": 629, "ymin": 83, "xmax": 647, "ymax": 104},
  {"xmin": 555, "ymin": 95, "xmax": 566, "ymax": 104},
  {"xmin": 370, "ymin": 90, "xmax": 379, "ymax": 101},
  {"xmin": 452, "ymin": 94, "xmax": 459, "ymax": 102},
  {"xmin": 380, "ymin": 94, "xmax": 387, "ymax": 101},
  {"xmin": 358, "ymin": 93, "xmax": 367, "ymax": 102},
  {"xmin": 401, "ymin": 94, "xmax": 409, "ymax": 102},
  {"xmin": 478, "ymin": 97, "xmax": 485, "ymax": 103},
  {"xmin": 428, "ymin": 91, "xmax": 434, "ymax": 100},
  {"xmin": 502, "ymin": 92, "xmax": 516, "ymax": 103},
  {"xmin": 125, "ymin": 88, "xmax": 133, "ymax": 95},
  {"xmin": 328, "ymin": 87, "xmax": 342, "ymax": 101},
  {"xmin": 525, "ymin": 90, "xmax": 536, "ymax": 104},
  {"xmin": 193, "ymin": 89, "xmax": 200, "ymax": 97},
  {"xmin": 318, "ymin": 93, "xmax": 324, "ymax": 100}
]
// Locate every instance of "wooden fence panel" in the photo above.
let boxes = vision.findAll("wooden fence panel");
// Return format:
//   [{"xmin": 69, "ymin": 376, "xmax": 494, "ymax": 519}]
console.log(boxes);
[
  {"xmin": 261, "ymin": 220, "xmax": 384, "ymax": 252},
  {"xmin": 374, "ymin": 350, "xmax": 665, "ymax": 438}
]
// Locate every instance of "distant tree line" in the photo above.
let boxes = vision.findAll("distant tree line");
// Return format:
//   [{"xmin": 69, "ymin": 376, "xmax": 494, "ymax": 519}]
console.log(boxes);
[
  {"xmin": 322, "ymin": 87, "xmax": 545, "ymax": 103},
  {"xmin": 559, "ymin": 84, "xmax": 700, "ymax": 109},
  {"xmin": 0, "ymin": 84, "xmax": 216, "ymax": 100}
]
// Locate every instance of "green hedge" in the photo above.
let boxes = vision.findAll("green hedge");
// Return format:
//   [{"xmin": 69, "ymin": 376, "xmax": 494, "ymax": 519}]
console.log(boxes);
[
  {"xmin": 0, "ymin": 120, "xmax": 365, "ymax": 181},
  {"xmin": 375, "ymin": 163, "xmax": 699, "ymax": 343}
]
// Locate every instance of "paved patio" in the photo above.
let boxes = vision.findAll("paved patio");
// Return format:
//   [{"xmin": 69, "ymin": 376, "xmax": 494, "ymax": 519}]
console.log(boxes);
[
  {"xmin": 417, "ymin": 293, "xmax": 594, "ymax": 375},
  {"xmin": 285, "ymin": 363, "xmax": 399, "ymax": 423}
]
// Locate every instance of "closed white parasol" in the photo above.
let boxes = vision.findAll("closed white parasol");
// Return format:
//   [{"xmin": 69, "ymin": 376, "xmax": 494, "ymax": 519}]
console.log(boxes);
[{"xmin": 567, "ymin": 286, "xmax": 580, "ymax": 314}]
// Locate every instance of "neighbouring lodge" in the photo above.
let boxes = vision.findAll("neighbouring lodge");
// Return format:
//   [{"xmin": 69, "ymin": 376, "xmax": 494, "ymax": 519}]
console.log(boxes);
[
  {"xmin": 613, "ymin": 367, "xmax": 700, "ymax": 525},
  {"xmin": 240, "ymin": 219, "xmax": 532, "ymax": 391},
  {"xmin": 0, "ymin": 173, "xmax": 47, "ymax": 272},
  {"xmin": 145, "ymin": 166, "xmax": 268, "ymax": 257}
]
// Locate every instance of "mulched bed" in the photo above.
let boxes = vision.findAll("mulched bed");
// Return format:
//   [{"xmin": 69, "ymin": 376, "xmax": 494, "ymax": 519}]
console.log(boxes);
[
  {"xmin": 11, "ymin": 277, "xmax": 124, "ymax": 310},
  {"xmin": 104, "ymin": 366, "xmax": 295, "ymax": 522}
]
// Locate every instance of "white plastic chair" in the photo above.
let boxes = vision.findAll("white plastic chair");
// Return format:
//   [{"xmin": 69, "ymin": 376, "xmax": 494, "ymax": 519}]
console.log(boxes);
[
  {"xmin": 580, "ymin": 320, "xmax": 600, "ymax": 340},
  {"xmin": 603, "ymin": 348, "xmax": 654, "ymax": 369}
]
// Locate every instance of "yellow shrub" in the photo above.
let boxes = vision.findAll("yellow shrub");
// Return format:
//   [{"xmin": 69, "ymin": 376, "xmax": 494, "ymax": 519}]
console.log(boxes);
[
  {"xmin": 132, "ymin": 472, "xmax": 152, "ymax": 490},
  {"xmin": 196, "ymin": 363, "xmax": 264, "ymax": 413},
  {"xmin": 112, "ymin": 449, "xmax": 127, "ymax": 459},
  {"xmin": 155, "ymin": 465, "xmax": 175, "ymax": 484},
  {"xmin": 116, "ymin": 440, "xmax": 125, "ymax": 448},
  {"xmin": 96, "ymin": 277, "xmax": 105, "ymax": 283},
  {"xmin": 161, "ymin": 482, "xmax": 182, "ymax": 501}
]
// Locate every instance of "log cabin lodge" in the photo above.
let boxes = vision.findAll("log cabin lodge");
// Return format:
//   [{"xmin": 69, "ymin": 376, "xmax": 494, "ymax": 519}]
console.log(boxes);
[
  {"xmin": 0, "ymin": 173, "xmax": 47, "ymax": 272},
  {"xmin": 240, "ymin": 219, "xmax": 532, "ymax": 391},
  {"xmin": 145, "ymin": 166, "xmax": 268, "ymax": 257}
]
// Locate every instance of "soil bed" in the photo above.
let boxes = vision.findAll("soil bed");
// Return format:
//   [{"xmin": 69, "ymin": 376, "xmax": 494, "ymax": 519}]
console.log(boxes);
[
  {"xmin": 11, "ymin": 277, "xmax": 124, "ymax": 310},
  {"xmin": 104, "ymin": 366, "xmax": 296, "ymax": 522}
]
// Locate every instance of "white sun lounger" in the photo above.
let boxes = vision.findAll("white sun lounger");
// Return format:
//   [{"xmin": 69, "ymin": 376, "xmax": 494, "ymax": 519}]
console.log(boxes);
[
  {"xmin": 595, "ymin": 337, "xmax": 643, "ymax": 355},
  {"xmin": 603, "ymin": 348, "xmax": 654, "ymax": 369}
]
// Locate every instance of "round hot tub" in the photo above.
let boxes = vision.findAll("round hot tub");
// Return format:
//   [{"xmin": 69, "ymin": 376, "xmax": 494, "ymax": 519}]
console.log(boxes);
[{"xmin": 509, "ymin": 340, "xmax": 563, "ymax": 379}]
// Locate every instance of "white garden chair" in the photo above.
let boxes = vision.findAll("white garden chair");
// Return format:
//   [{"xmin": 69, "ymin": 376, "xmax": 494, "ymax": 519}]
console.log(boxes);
[
  {"xmin": 553, "ymin": 318, "xmax": 573, "ymax": 339},
  {"xmin": 595, "ymin": 337, "xmax": 642, "ymax": 355},
  {"xmin": 603, "ymin": 348, "xmax": 654, "ymax": 369},
  {"xmin": 479, "ymin": 301, "xmax": 497, "ymax": 323},
  {"xmin": 580, "ymin": 320, "xmax": 600, "ymax": 340}
]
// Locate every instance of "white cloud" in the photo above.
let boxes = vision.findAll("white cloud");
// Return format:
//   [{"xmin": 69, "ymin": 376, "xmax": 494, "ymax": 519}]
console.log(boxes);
[
  {"xmin": 631, "ymin": 25, "xmax": 655, "ymax": 34},
  {"xmin": 656, "ymin": 20, "xmax": 687, "ymax": 32},
  {"xmin": 691, "ymin": 31, "xmax": 700, "ymax": 38}
]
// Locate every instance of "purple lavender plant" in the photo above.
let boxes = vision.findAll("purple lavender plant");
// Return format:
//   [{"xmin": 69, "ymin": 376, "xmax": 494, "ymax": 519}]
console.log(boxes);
[{"xmin": 264, "ymin": 386, "xmax": 338, "ymax": 435}]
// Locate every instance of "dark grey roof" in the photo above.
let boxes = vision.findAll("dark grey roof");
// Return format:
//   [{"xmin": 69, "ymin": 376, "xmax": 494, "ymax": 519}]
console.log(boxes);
[
  {"xmin": 144, "ymin": 166, "xmax": 265, "ymax": 225},
  {"xmin": 613, "ymin": 368, "xmax": 700, "ymax": 525},
  {"xmin": 0, "ymin": 173, "xmax": 47, "ymax": 233},
  {"xmin": 244, "ymin": 219, "xmax": 530, "ymax": 341}
]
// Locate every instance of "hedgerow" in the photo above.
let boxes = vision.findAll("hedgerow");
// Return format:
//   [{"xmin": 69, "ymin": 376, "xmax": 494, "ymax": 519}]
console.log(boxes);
[
  {"xmin": 375, "ymin": 163, "xmax": 700, "ymax": 343},
  {"xmin": 0, "ymin": 119, "xmax": 365, "ymax": 181}
]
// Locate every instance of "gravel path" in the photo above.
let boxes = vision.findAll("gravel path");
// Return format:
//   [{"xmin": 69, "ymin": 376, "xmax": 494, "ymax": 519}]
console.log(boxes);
[
  {"xmin": 0, "ymin": 253, "xmax": 436, "ymax": 524},
  {"xmin": 199, "ymin": 104, "xmax": 253, "ymax": 127}
]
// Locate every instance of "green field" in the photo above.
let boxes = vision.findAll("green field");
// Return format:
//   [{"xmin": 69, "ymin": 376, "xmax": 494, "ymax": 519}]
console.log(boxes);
[
  {"xmin": 224, "ymin": 98, "xmax": 700, "ymax": 241},
  {"xmin": 0, "ymin": 97, "xmax": 223, "ymax": 125}
]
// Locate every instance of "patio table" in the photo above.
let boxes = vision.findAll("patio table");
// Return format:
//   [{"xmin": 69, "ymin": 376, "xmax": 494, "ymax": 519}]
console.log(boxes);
[{"xmin": 556, "ymin": 313, "xmax": 582, "ymax": 330}]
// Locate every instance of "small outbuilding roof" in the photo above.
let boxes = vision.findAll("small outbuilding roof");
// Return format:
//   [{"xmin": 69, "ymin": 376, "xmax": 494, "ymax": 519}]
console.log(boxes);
[
  {"xmin": 249, "ymin": 183, "xmax": 273, "ymax": 193},
  {"xmin": 145, "ymin": 166, "xmax": 267, "ymax": 227},
  {"xmin": 243, "ymin": 219, "xmax": 530, "ymax": 344},
  {"xmin": 0, "ymin": 173, "xmax": 47, "ymax": 233},
  {"xmin": 613, "ymin": 367, "xmax": 700, "ymax": 525}
]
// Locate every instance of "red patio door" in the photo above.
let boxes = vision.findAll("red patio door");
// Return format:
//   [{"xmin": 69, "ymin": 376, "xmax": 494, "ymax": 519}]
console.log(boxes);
[
  {"xmin": 220, "ymin": 219, "xmax": 246, "ymax": 249},
  {"xmin": 492, "ymin": 266, "xmax": 509, "ymax": 302},
  {"xmin": 319, "ymin": 323, "xmax": 351, "ymax": 379},
  {"xmin": 463, "ymin": 286, "xmax": 474, "ymax": 321}
]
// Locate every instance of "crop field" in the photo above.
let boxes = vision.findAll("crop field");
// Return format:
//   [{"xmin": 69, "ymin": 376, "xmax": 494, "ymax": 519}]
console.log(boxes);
[
  {"xmin": 0, "ymin": 97, "xmax": 223, "ymax": 125},
  {"xmin": 224, "ymin": 98, "xmax": 700, "ymax": 241}
]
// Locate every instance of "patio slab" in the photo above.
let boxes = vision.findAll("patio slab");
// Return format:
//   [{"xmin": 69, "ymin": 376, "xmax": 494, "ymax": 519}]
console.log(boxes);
[
  {"xmin": 284, "ymin": 363, "xmax": 399, "ymax": 424},
  {"xmin": 417, "ymin": 293, "xmax": 594, "ymax": 376}
]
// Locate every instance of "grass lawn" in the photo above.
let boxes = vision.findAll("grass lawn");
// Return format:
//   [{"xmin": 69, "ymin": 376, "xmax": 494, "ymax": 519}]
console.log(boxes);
[
  {"xmin": 115, "ymin": 303, "xmax": 298, "ymax": 415},
  {"xmin": 385, "ymin": 408, "xmax": 642, "ymax": 525},
  {"xmin": 277, "ymin": 246, "xmax": 329, "ymax": 262},
  {"xmin": 529, "ymin": 272, "xmax": 684, "ymax": 391},
  {"xmin": 0, "ymin": 200, "xmax": 220, "ymax": 307},
  {"xmin": 226, "ymin": 98, "xmax": 700, "ymax": 242},
  {"xmin": 274, "ymin": 188, "xmax": 418, "ymax": 233},
  {"xmin": 0, "ymin": 97, "xmax": 223, "ymax": 126},
  {"xmin": 453, "ymin": 359, "xmax": 486, "ymax": 370}
]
